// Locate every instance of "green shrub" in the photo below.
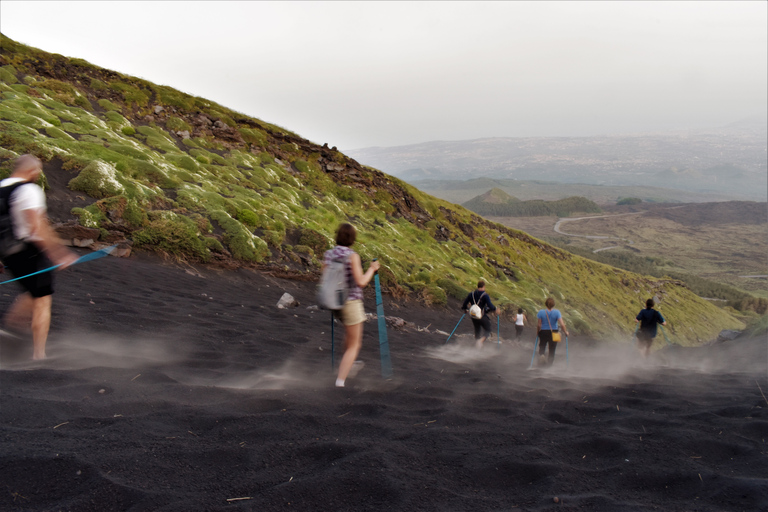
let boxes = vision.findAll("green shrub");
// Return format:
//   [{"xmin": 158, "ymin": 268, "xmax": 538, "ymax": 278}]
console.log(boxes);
[
  {"xmin": 414, "ymin": 270, "xmax": 432, "ymax": 284},
  {"xmin": 132, "ymin": 212, "xmax": 209, "ymax": 261},
  {"xmin": 44, "ymin": 126, "xmax": 74, "ymax": 140},
  {"xmin": 74, "ymin": 95, "xmax": 91, "ymax": 109},
  {"xmin": 109, "ymin": 81, "xmax": 149, "ymax": 107},
  {"xmin": 98, "ymin": 98, "xmax": 122, "ymax": 112},
  {"xmin": 155, "ymin": 86, "xmax": 195, "ymax": 110},
  {"xmin": 423, "ymin": 285, "xmax": 447, "ymax": 306},
  {"xmin": 166, "ymin": 116, "xmax": 192, "ymax": 133},
  {"xmin": 71, "ymin": 205, "xmax": 107, "ymax": 228},
  {"xmin": 0, "ymin": 65, "xmax": 18, "ymax": 84},
  {"xmin": 68, "ymin": 161, "xmax": 124, "ymax": 198},
  {"xmin": 237, "ymin": 209, "xmax": 259, "ymax": 227},
  {"xmin": 436, "ymin": 278, "xmax": 468, "ymax": 301},
  {"xmin": 263, "ymin": 229, "xmax": 284, "ymax": 247},
  {"xmin": 91, "ymin": 78, "xmax": 108, "ymax": 91},
  {"xmin": 204, "ymin": 236, "xmax": 224, "ymax": 252},
  {"xmin": 109, "ymin": 144, "xmax": 150, "ymax": 161},
  {"xmin": 617, "ymin": 197, "xmax": 642, "ymax": 205},
  {"xmin": 123, "ymin": 200, "xmax": 148, "ymax": 227},
  {"xmin": 121, "ymin": 126, "xmax": 136, "ymax": 136},
  {"xmin": 209, "ymin": 210, "xmax": 269, "ymax": 262},
  {"xmin": 105, "ymin": 111, "xmax": 128, "ymax": 125}
]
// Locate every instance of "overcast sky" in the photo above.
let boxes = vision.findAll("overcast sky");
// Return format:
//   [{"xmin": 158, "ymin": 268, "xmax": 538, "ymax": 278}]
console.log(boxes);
[{"xmin": 1, "ymin": 1, "xmax": 766, "ymax": 150}]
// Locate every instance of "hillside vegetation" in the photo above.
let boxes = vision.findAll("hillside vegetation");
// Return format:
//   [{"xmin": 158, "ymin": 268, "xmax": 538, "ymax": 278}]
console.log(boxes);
[
  {"xmin": 463, "ymin": 188, "xmax": 601, "ymax": 217},
  {"xmin": 0, "ymin": 34, "xmax": 744, "ymax": 344}
]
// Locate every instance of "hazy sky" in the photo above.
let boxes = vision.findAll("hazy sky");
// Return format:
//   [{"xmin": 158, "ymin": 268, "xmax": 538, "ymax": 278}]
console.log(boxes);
[{"xmin": 1, "ymin": 1, "xmax": 766, "ymax": 149}]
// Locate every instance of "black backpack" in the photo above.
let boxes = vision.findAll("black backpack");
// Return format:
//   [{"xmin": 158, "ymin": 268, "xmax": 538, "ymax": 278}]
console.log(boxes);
[{"xmin": 0, "ymin": 181, "xmax": 27, "ymax": 259}]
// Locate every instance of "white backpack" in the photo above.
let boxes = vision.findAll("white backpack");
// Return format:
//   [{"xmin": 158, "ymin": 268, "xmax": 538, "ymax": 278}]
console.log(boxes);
[
  {"xmin": 317, "ymin": 254, "xmax": 349, "ymax": 310},
  {"xmin": 469, "ymin": 292, "xmax": 486, "ymax": 319}
]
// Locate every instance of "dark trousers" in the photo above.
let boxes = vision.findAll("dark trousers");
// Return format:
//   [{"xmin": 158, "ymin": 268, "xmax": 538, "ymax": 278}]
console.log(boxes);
[
  {"xmin": 471, "ymin": 315, "xmax": 491, "ymax": 340},
  {"xmin": 538, "ymin": 330, "xmax": 558, "ymax": 365}
]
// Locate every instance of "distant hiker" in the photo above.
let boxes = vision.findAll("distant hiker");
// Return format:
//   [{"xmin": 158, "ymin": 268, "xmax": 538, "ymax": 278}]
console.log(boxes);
[
  {"xmin": 515, "ymin": 308, "xmax": 528, "ymax": 341},
  {"xmin": 461, "ymin": 280, "xmax": 498, "ymax": 349},
  {"xmin": 536, "ymin": 297, "xmax": 568, "ymax": 367},
  {"xmin": 322, "ymin": 223, "xmax": 379, "ymax": 388},
  {"xmin": 635, "ymin": 298, "xmax": 666, "ymax": 357},
  {"xmin": 0, "ymin": 155, "xmax": 77, "ymax": 360}
]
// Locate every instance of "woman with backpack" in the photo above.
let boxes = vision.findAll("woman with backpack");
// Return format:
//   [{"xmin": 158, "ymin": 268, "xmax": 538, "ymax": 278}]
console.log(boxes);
[
  {"xmin": 322, "ymin": 223, "xmax": 379, "ymax": 388},
  {"xmin": 461, "ymin": 281, "xmax": 497, "ymax": 349},
  {"xmin": 536, "ymin": 297, "xmax": 569, "ymax": 367}
]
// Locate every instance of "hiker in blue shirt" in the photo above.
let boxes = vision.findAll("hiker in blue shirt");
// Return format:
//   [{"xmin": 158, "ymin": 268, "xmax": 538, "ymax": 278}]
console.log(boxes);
[
  {"xmin": 536, "ymin": 297, "xmax": 568, "ymax": 367},
  {"xmin": 635, "ymin": 298, "xmax": 666, "ymax": 357},
  {"xmin": 461, "ymin": 280, "xmax": 497, "ymax": 349}
]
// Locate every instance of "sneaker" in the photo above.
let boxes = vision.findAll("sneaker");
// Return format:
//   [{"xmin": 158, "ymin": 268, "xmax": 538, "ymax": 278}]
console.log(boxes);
[
  {"xmin": 348, "ymin": 360, "xmax": 365, "ymax": 378},
  {"xmin": 538, "ymin": 354, "xmax": 547, "ymax": 366},
  {"xmin": 335, "ymin": 379, "xmax": 345, "ymax": 387}
]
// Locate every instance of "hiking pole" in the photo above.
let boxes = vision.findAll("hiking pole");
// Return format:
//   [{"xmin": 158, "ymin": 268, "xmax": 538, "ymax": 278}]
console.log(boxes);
[
  {"xmin": 0, "ymin": 245, "xmax": 117, "ymax": 285},
  {"xmin": 373, "ymin": 260, "xmax": 393, "ymax": 379},
  {"xmin": 565, "ymin": 335, "xmax": 569, "ymax": 367},
  {"xmin": 528, "ymin": 336, "xmax": 539, "ymax": 369},
  {"xmin": 331, "ymin": 312, "xmax": 335, "ymax": 370},
  {"xmin": 497, "ymin": 314, "xmax": 500, "ymax": 347},
  {"xmin": 631, "ymin": 323, "xmax": 639, "ymax": 348},
  {"xmin": 445, "ymin": 314, "xmax": 465, "ymax": 345}
]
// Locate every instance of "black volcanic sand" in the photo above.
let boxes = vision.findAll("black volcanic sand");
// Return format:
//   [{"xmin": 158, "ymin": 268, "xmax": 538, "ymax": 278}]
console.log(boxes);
[{"xmin": 1, "ymin": 253, "xmax": 767, "ymax": 511}]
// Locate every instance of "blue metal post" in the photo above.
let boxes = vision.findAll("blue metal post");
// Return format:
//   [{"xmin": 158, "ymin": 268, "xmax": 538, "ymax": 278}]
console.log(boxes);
[{"xmin": 374, "ymin": 272, "xmax": 393, "ymax": 379}]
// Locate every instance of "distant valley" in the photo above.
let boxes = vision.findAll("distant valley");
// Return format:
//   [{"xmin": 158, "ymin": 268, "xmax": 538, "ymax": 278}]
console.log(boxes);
[
  {"xmin": 348, "ymin": 122, "xmax": 768, "ymax": 202},
  {"xmin": 491, "ymin": 201, "xmax": 768, "ymax": 298}
]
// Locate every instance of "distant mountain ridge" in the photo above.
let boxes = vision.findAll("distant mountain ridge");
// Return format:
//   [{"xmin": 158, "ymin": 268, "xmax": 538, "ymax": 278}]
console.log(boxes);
[
  {"xmin": 409, "ymin": 177, "xmax": 744, "ymax": 206},
  {"xmin": 463, "ymin": 189, "xmax": 601, "ymax": 217},
  {"xmin": 347, "ymin": 126, "xmax": 768, "ymax": 201}
]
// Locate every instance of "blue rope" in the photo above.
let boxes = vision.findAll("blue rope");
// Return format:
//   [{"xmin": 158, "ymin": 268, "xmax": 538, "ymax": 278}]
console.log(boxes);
[
  {"xmin": 0, "ymin": 245, "xmax": 116, "ymax": 285},
  {"xmin": 659, "ymin": 324, "xmax": 673, "ymax": 346},
  {"xmin": 497, "ymin": 314, "xmax": 500, "ymax": 347}
]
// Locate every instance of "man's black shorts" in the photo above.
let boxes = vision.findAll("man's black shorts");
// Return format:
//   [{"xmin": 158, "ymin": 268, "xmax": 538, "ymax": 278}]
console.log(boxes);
[
  {"xmin": 3, "ymin": 243, "xmax": 54, "ymax": 297},
  {"xmin": 471, "ymin": 315, "xmax": 491, "ymax": 339},
  {"xmin": 636, "ymin": 330, "xmax": 654, "ymax": 348}
]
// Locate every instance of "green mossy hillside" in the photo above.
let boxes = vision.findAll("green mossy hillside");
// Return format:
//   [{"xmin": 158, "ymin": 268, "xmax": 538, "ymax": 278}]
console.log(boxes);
[{"xmin": 0, "ymin": 33, "xmax": 743, "ymax": 344}]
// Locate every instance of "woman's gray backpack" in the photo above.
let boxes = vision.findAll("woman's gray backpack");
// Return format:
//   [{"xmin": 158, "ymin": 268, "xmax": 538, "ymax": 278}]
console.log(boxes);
[{"xmin": 317, "ymin": 254, "xmax": 349, "ymax": 310}]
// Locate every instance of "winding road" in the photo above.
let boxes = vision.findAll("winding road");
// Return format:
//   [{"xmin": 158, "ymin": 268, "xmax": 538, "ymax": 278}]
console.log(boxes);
[{"xmin": 553, "ymin": 211, "xmax": 644, "ymax": 252}]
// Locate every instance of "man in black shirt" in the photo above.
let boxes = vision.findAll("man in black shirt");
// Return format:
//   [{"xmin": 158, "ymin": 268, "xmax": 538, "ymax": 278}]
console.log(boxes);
[{"xmin": 461, "ymin": 280, "xmax": 498, "ymax": 349}]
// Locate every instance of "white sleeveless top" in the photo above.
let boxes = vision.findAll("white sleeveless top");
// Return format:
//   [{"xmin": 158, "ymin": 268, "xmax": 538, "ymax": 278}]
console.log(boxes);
[{"xmin": 515, "ymin": 314, "xmax": 524, "ymax": 326}]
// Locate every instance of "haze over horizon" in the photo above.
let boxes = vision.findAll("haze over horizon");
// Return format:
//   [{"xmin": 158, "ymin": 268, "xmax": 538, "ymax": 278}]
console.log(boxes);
[{"xmin": 1, "ymin": 1, "xmax": 766, "ymax": 150}]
